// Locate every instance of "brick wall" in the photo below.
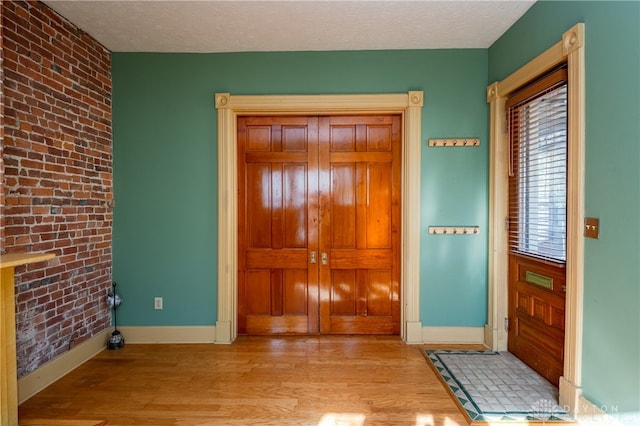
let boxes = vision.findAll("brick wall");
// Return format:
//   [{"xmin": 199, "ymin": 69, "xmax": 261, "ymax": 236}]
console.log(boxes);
[
  {"xmin": 2, "ymin": 1, "xmax": 112, "ymax": 377},
  {"xmin": 1, "ymin": 5, "xmax": 5, "ymax": 245}
]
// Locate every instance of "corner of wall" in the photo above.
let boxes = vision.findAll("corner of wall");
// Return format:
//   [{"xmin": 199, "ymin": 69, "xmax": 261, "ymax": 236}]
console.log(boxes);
[{"xmin": 18, "ymin": 328, "xmax": 111, "ymax": 404}]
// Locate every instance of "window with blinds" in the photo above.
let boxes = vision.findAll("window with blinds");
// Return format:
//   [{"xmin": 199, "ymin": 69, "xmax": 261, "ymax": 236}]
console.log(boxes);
[{"xmin": 507, "ymin": 67, "xmax": 568, "ymax": 263}]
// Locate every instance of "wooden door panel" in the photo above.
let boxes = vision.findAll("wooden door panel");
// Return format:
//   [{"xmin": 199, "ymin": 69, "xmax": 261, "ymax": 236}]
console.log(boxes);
[
  {"xmin": 283, "ymin": 163, "xmax": 308, "ymax": 248},
  {"xmin": 319, "ymin": 115, "xmax": 401, "ymax": 334},
  {"xmin": 508, "ymin": 254, "xmax": 565, "ymax": 385},
  {"xmin": 330, "ymin": 270, "xmax": 357, "ymax": 315},
  {"xmin": 244, "ymin": 269, "xmax": 308, "ymax": 319},
  {"xmin": 245, "ymin": 316, "xmax": 309, "ymax": 334},
  {"xmin": 245, "ymin": 270, "xmax": 271, "ymax": 315},
  {"xmin": 366, "ymin": 163, "xmax": 392, "ymax": 248},
  {"xmin": 325, "ymin": 314, "xmax": 400, "ymax": 334},
  {"xmin": 246, "ymin": 163, "xmax": 273, "ymax": 248},
  {"xmin": 366, "ymin": 125, "xmax": 393, "ymax": 151},
  {"xmin": 511, "ymin": 319, "xmax": 564, "ymax": 386},
  {"xmin": 328, "ymin": 270, "xmax": 393, "ymax": 317},
  {"xmin": 329, "ymin": 250, "xmax": 393, "ymax": 269},
  {"xmin": 283, "ymin": 269, "xmax": 308, "ymax": 314},
  {"xmin": 246, "ymin": 126, "xmax": 272, "ymax": 151},
  {"xmin": 367, "ymin": 270, "xmax": 393, "ymax": 316},
  {"xmin": 270, "ymin": 270, "xmax": 284, "ymax": 316},
  {"xmin": 238, "ymin": 116, "xmax": 319, "ymax": 335},
  {"xmin": 329, "ymin": 152, "xmax": 393, "ymax": 163},
  {"xmin": 328, "ymin": 126, "xmax": 356, "ymax": 151},
  {"xmin": 282, "ymin": 126, "xmax": 309, "ymax": 151},
  {"xmin": 329, "ymin": 270, "xmax": 393, "ymax": 317},
  {"xmin": 329, "ymin": 163, "xmax": 356, "ymax": 248},
  {"xmin": 514, "ymin": 318, "xmax": 564, "ymax": 361},
  {"xmin": 245, "ymin": 152, "xmax": 308, "ymax": 163},
  {"xmin": 514, "ymin": 282, "xmax": 565, "ymax": 331},
  {"xmin": 245, "ymin": 249, "xmax": 307, "ymax": 269}
]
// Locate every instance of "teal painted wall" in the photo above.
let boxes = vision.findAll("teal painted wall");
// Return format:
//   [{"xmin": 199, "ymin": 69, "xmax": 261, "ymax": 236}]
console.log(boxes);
[
  {"xmin": 490, "ymin": 0, "xmax": 640, "ymax": 416},
  {"xmin": 112, "ymin": 50, "xmax": 489, "ymax": 327}
]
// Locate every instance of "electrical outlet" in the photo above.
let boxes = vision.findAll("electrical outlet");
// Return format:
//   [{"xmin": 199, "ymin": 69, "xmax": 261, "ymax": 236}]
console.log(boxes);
[{"xmin": 154, "ymin": 297, "xmax": 163, "ymax": 310}]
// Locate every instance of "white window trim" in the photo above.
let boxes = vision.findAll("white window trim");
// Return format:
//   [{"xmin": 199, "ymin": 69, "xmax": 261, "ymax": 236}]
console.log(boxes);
[
  {"xmin": 214, "ymin": 92, "xmax": 425, "ymax": 344},
  {"xmin": 486, "ymin": 23, "xmax": 585, "ymax": 414}
]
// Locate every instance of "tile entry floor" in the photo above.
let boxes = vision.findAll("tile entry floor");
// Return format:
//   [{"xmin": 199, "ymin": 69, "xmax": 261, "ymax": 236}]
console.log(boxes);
[{"xmin": 426, "ymin": 350, "xmax": 574, "ymax": 423}]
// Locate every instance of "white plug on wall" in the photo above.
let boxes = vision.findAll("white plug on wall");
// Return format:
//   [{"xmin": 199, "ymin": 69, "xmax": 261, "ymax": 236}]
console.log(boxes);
[{"xmin": 154, "ymin": 297, "xmax": 163, "ymax": 310}]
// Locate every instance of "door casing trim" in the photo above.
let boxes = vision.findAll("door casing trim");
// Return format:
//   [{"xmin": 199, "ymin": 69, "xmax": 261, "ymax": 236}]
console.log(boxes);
[
  {"xmin": 486, "ymin": 23, "xmax": 585, "ymax": 414},
  {"xmin": 215, "ymin": 92, "xmax": 424, "ymax": 343}
]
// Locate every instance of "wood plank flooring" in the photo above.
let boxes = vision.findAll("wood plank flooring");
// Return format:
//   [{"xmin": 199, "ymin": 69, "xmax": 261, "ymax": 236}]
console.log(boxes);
[{"xmin": 19, "ymin": 336, "xmax": 474, "ymax": 425}]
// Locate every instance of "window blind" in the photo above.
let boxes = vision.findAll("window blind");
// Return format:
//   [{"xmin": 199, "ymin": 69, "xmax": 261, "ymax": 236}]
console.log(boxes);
[{"xmin": 507, "ymin": 67, "xmax": 568, "ymax": 263}]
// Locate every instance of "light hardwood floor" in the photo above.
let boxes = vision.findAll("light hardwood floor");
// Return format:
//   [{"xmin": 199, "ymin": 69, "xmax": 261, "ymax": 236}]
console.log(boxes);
[{"xmin": 19, "ymin": 336, "xmax": 477, "ymax": 425}]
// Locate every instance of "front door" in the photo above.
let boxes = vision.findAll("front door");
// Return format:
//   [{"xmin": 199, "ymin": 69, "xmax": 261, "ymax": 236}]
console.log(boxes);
[
  {"xmin": 238, "ymin": 115, "xmax": 401, "ymax": 335},
  {"xmin": 507, "ymin": 68, "xmax": 568, "ymax": 386}
]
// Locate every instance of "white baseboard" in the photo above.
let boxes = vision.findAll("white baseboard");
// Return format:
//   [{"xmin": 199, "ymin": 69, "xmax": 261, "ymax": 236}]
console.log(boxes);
[
  {"xmin": 18, "ymin": 328, "xmax": 111, "ymax": 404},
  {"xmin": 484, "ymin": 323, "xmax": 508, "ymax": 351},
  {"xmin": 117, "ymin": 326, "xmax": 216, "ymax": 343},
  {"xmin": 214, "ymin": 320, "xmax": 232, "ymax": 343},
  {"xmin": 422, "ymin": 326, "xmax": 485, "ymax": 344},
  {"xmin": 484, "ymin": 324, "xmax": 497, "ymax": 350},
  {"xmin": 559, "ymin": 376, "xmax": 581, "ymax": 416},
  {"xmin": 404, "ymin": 321, "xmax": 423, "ymax": 344}
]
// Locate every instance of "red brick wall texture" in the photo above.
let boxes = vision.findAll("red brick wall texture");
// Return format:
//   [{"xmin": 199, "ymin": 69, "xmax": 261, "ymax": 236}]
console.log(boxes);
[
  {"xmin": 1, "ymin": 4, "xmax": 5, "ymax": 246},
  {"xmin": 2, "ymin": 1, "xmax": 113, "ymax": 377}
]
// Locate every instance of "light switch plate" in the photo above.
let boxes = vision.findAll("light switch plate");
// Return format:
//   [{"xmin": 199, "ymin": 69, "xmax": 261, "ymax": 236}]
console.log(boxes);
[{"xmin": 584, "ymin": 217, "xmax": 599, "ymax": 239}]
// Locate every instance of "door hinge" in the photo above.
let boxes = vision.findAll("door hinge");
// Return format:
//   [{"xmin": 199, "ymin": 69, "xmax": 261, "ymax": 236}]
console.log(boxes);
[
  {"xmin": 504, "ymin": 317, "xmax": 510, "ymax": 332},
  {"xmin": 505, "ymin": 217, "xmax": 510, "ymax": 231}
]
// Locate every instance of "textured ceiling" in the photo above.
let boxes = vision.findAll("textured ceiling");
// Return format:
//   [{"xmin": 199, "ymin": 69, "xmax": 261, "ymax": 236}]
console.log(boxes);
[{"xmin": 43, "ymin": 0, "xmax": 536, "ymax": 53}]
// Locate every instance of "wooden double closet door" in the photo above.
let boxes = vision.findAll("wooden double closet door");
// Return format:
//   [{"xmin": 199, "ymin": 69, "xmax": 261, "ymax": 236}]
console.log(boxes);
[{"xmin": 238, "ymin": 115, "xmax": 401, "ymax": 335}]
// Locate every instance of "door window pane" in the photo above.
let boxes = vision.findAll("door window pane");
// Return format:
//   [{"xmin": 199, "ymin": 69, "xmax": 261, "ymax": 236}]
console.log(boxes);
[{"xmin": 509, "ymin": 78, "xmax": 568, "ymax": 263}]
